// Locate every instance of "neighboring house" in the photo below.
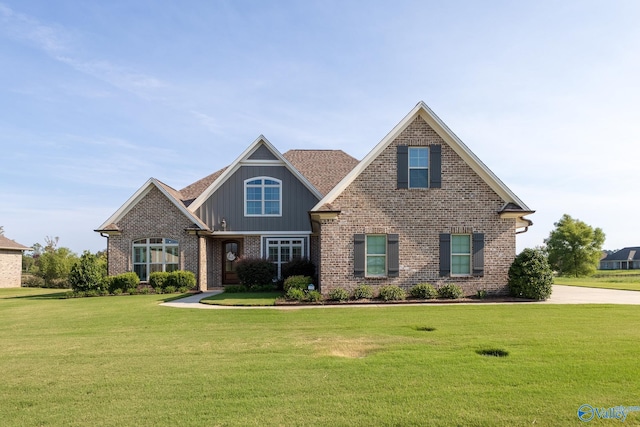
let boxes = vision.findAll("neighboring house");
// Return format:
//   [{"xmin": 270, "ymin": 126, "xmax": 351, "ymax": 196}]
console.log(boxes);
[
  {"xmin": 600, "ymin": 247, "xmax": 640, "ymax": 270},
  {"xmin": 96, "ymin": 102, "xmax": 533, "ymax": 295},
  {"xmin": 0, "ymin": 234, "xmax": 30, "ymax": 288}
]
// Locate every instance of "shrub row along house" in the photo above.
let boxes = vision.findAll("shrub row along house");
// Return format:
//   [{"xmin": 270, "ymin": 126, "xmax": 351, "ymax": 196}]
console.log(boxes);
[{"xmin": 96, "ymin": 102, "xmax": 534, "ymax": 295}]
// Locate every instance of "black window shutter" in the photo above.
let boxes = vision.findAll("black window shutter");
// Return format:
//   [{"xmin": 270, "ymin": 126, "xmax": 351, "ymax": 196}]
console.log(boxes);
[
  {"xmin": 397, "ymin": 145, "xmax": 408, "ymax": 189},
  {"xmin": 472, "ymin": 233, "xmax": 485, "ymax": 276},
  {"xmin": 354, "ymin": 234, "xmax": 365, "ymax": 277},
  {"xmin": 430, "ymin": 144, "xmax": 442, "ymax": 188},
  {"xmin": 387, "ymin": 234, "xmax": 399, "ymax": 277},
  {"xmin": 439, "ymin": 233, "xmax": 451, "ymax": 276}
]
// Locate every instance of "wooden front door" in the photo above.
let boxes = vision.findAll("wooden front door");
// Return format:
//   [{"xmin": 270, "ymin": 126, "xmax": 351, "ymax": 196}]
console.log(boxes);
[{"xmin": 222, "ymin": 240, "xmax": 242, "ymax": 285}]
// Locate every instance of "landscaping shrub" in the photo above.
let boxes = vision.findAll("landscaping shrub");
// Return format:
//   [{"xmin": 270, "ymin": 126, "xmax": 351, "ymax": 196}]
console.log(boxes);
[
  {"xmin": 508, "ymin": 248, "xmax": 553, "ymax": 300},
  {"xmin": 163, "ymin": 285, "xmax": 177, "ymax": 294},
  {"xmin": 167, "ymin": 270, "xmax": 196, "ymax": 290},
  {"xmin": 112, "ymin": 288, "xmax": 123, "ymax": 296},
  {"xmin": 149, "ymin": 272, "xmax": 170, "ymax": 291},
  {"xmin": 235, "ymin": 258, "xmax": 276, "ymax": 289},
  {"xmin": 69, "ymin": 251, "xmax": 106, "ymax": 293},
  {"xmin": 409, "ymin": 283, "xmax": 437, "ymax": 299},
  {"xmin": 438, "ymin": 284, "xmax": 463, "ymax": 299},
  {"xmin": 378, "ymin": 285, "xmax": 406, "ymax": 301},
  {"xmin": 306, "ymin": 290, "xmax": 322, "ymax": 302},
  {"xmin": 178, "ymin": 286, "xmax": 190, "ymax": 293},
  {"xmin": 283, "ymin": 275, "xmax": 313, "ymax": 292},
  {"xmin": 285, "ymin": 287, "xmax": 305, "ymax": 301},
  {"xmin": 224, "ymin": 285, "xmax": 247, "ymax": 293},
  {"xmin": 109, "ymin": 272, "xmax": 140, "ymax": 294},
  {"xmin": 281, "ymin": 258, "xmax": 316, "ymax": 280},
  {"xmin": 352, "ymin": 284, "xmax": 375, "ymax": 300},
  {"xmin": 328, "ymin": 287, "xmax": 349, "ymax": 302},
  {"xmin": 126, "ymin": 287, "xmax": 138, "ymax": 295},
  {"xmin": 22, "ymin": 275, "xmax": 45, "ymax": 288}
]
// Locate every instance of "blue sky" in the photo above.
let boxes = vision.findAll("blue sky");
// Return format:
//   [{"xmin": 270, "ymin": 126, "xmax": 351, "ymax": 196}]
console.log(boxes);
[{"xmin": 1, "ymin": 0, "xmax": 639, "ymax": 254}]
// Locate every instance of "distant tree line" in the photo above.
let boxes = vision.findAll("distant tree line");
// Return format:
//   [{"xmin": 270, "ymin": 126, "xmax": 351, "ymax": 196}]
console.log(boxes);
[{"xmin": 22, "ymin": 236, "xmax": 106, "ymax": 288}]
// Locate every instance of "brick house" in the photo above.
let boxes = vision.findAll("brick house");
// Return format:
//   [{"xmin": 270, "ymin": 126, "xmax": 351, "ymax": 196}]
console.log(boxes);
[
  {"xmin": 0, "ymin": 234, "xmax": 30, "ymax": 288},
  {"xmin": 96, "ymin": 102, "xmax": 533, "ymax": 295}
]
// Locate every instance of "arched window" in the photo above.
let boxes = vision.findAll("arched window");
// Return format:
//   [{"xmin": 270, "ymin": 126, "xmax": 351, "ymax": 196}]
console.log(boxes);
[
  {"xmin": 132, "ymin": 238, "xmax": 179, "ymax": 281},
  {"xmin": 244, "ymin": 177, "xmax": 282, "ymax": 216}
]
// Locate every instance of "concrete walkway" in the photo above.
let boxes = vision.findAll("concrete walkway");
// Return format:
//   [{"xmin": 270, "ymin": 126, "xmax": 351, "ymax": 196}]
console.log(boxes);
[{"xmin": 160, "ymin": 285, "xmax": 640, "ymax": 309}]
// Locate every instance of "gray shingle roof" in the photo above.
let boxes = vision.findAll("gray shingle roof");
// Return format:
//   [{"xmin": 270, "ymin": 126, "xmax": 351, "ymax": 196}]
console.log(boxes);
[
  {"xmin": 179, "ymin": 167, "xmax": 228, "ymax": 206},
  {"xmin": 0, "ymin": 235, "xmax": 30, "ymax": 251},
  {"xmin": 283, "ymin": 150, "xmax": 359, "ymax": 196},
  {"xmin": 601, "ymin": 247, "xmax": 640, "ymax": 262}
]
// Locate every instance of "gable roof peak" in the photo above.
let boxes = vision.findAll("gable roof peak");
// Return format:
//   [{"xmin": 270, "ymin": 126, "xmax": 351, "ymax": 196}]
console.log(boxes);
[
  {"xmin": 187, "ymin": 135, "xmax": 323, "ymax": 211},
  {"xmin": 311, "ymin": 101, "xmax": 531, "ymax": 214}
]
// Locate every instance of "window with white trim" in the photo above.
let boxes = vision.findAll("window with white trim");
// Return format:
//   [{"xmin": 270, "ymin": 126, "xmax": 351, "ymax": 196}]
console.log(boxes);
[
  {"xmin": 451, "ymin": 234, "xmax": 471, "ymax": 276},
  {"xmin": 132, "ymin": 238, "xmax": 179, "ymax": 281},
  {"xmin": 408, "ymin": 147, "xmax": 429, "ymax": 188},
  {"xmin": 245, "ymin": 177, "xmax": 281, "ymax": 216},
  {"xmin": 366, "ymin": 235, "xmax": 387, "ymax": 277},
  {"xmin": 266, "ymin": 238, "xmax": 303, "ymax": 278}
]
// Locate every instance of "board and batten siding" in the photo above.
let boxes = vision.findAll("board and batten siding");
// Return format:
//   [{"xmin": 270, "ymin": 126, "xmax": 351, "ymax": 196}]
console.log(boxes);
[{"xmin": 196, "ymin": 165, "xmax": 320, "ymax": 232}]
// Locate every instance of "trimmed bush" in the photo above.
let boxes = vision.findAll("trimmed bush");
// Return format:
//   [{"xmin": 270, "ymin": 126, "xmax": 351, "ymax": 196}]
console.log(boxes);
[
  {"xmin": 224, "ymin": 285, "xmax": 247, "ymax": 293},
  {"xmin": 163, "ymin": 285, "xmax": 177, "ymax": 294},
  {"xmin": 353, "ymin": 284, "xmax": 374, "ymax": 300},
  {"xmin": 178, "ymin": 286, "xmax": 190, "ymax": 293},
  {"xmin": 22, "ymin": 275, "xmax": 45, "ymax": 288},
  {"xmin": 168, "ymin": 271, "xmax": 196, "ymax": 290},
  {"xmin": 306, "ymin": 290, "xmax": 323, "ymax": 302},
  {"xmin": 281, "ymin": 258, "xmax": 316, "ymax": 280},
  {"xmin": 149, "ymin": 272, "xmax": 170, "ymax": 291},
  {"xmin": 69, "ymin": 251, "xmax": 106, "ymax": 293},
  {"xmin": 328, "ymin": 288, "xmax": 349, "ymax": 302},
  {"xmin": 236, "ymin": 258, "xmax": 276, "ymax": 289},
  {"xmin": 409, "ymin": 283, "xmax": 437, "ymax": 299},
  {"xmin": 126, "ymin": 287, "xmax": 138, "ymax": 295},
  {"xmin": 508, "ymin": 248, "xmax": 553, "ymax": 300},
  {"xmin": 109, "ymin": 272, "xmax": 140, "ymax": 294},
  {"xmin": 283, "ymin": 275, "xmax": 313, "ymax": 292},
  {"xmin": 438, "ymin": 284, "xmax": 463, "ymax": 299},
  {"xmin": 379, "ymin": 285, "xmax": 406, "ymax": 301},
  {"xmin": 285, "ymin": 287, "xmax": 305, "ymax": 301}
]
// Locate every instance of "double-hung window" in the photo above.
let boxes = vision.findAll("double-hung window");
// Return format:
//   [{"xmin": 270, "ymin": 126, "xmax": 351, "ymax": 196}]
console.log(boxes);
[
  {"xmin": 408, "ymin": 147, "xmax": 429, "ymax": 188},
  {"xmin": 450, "ymin": 234, "xmax": 471, "ymax": 276},
  {"xmin": 354, "ymin": 234, "xmax": 399, "ymax": 278},
  {"xmin": 133, "ymin": 238, "xmax": 179, "ymax": 281},
  {"xmin": 366, "ymin": 235, "xmax": 387, "ymax": 277},
  {"xmin": 245, "ymin": 177, "xmax": 281, "ymax": 216}
]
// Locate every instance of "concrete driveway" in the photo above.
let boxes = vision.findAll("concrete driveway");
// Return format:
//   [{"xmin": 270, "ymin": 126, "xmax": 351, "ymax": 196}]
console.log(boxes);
[
  {"xmin": 544, "ymin": 285, "xmax": 640, "ymax": 304},
  {"xmin": 161, "ymin": 285, "xmax": 640, "ymax": 309}
]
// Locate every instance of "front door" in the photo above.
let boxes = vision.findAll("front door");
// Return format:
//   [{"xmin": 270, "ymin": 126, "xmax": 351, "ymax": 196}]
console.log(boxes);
[{"xmin": 222, "ymin": 240, "xmax": 242, "ymax": 284}]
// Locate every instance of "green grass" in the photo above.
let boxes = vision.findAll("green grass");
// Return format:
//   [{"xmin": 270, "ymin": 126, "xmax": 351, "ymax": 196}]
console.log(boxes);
[
  {"xmin": 1, "ymin": 287, "xmax": 640, "ymax": 426},
  {"xmin": 200, "ymin": 291, "xmax": 282, "ymax": 306},
  {"xmin": 555, "ymin": 271, "xmax": 640, "ymax": 291}
]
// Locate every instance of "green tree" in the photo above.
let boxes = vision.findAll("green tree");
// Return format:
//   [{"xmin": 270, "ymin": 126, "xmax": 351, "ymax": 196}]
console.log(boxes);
[
  {"xmin": 545, "ymin": 214, "xmax": 605, "ymax": 277},
  {"xmin": 34, "ymin": 242, "xmax": 78, "ymax": 288}
]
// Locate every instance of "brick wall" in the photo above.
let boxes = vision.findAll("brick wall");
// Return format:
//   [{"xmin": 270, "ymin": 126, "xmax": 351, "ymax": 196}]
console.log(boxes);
[
  {"xmin": 0, "ymin": 250, "xmax": 23, "ymax": 288},
  {"xmin": 107, "ymin": 186, "xmax": 199, "ymax": 281},
  {"xmin": 318, "ymin": 116, "xmax": 516, "ymax": 296}
]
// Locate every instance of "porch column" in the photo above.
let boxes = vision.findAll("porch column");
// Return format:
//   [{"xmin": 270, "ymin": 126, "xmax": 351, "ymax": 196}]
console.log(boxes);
[{"xmin": 198, "ymin": 236, "xmax": 208, "ymax": 291}]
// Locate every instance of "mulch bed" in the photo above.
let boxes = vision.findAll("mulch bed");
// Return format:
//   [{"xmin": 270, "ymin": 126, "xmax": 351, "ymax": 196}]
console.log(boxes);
[{"xmin": 273, "ymin": 295, "xmax": 536, "ymax": 306}]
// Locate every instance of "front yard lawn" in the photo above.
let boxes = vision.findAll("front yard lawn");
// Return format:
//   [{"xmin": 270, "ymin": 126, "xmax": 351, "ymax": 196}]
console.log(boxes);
[
  {"xmin": 200, "ymin": 291, "xmax": 281, "ymax": 306},
  {"xmin": 1, "ymin": 287, "xmax": 639, "ymax": 426},
  {"xmin": 554, "ymin": 272, "xmax": 640, "ymax": 291}
]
